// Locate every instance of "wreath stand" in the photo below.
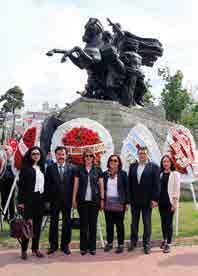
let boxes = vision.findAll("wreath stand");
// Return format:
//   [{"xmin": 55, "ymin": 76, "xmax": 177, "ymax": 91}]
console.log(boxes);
[{"xmin": 2, "ymin": 173, "xmax": 18, "ymax": 222}]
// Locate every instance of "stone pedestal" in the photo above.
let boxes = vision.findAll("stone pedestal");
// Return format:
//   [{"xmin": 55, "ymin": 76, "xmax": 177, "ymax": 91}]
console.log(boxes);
[{"xmin": 57, "ymin": 98, "xmax": 175, "ymax": 153}]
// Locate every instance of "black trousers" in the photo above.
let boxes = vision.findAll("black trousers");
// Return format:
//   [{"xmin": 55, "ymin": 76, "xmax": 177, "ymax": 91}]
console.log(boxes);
[
  {"xmin": 159, "ymin": 206, "xmax": 174, "ymax": 244},
  {"xmin": 105, "ymin": 211, "xmax": 125, "ymax": 245},
  {"xmin": 130, "ymin": 206, "xmax": 152, "ymax": 246},
  {"xmin": 78, "ymin": 202, "xmax": 99, "ymax": 251},
  {"xmin": 49, "ymin": 200, "xmax": 72, "ymax": 250},
  {"xmin": 0, "ymin": 182, "xmax": 15, "ymax": 220},
  {"xmin": 21, "ymin": 193, "xmax": 44, "ymax": 252},
  {"xmin": 21, "ymin": 213, "xmax": 43, "ymax": 251}
]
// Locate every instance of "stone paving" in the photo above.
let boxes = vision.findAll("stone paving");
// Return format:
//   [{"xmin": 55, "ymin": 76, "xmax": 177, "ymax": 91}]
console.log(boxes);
[{"xmin": 0, "ymin": 246, "xmax": 198, "ymax": 276}]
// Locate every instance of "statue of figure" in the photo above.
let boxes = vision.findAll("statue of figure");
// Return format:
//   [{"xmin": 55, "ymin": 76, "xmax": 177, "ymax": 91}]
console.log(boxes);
[{"xmin": 46, "ymin": 17, "xmax": 163, "ymax": 107}]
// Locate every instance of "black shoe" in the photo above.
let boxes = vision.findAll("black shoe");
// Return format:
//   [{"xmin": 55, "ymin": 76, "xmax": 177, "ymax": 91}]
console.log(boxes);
[
  {"xmin": 128, "ymin": 241, "xmax": 136, "ymax": 252},
  {"xmin": 160, "ymin": 241, "xmax": 166, "ymax": 249},
  {"xmin": 89, "ymin": 250, "xmax": 96, "ymax": 255},
  {"xmin": 32, "ymin": 250, "xmax": 45, "ymax": 258},
  {"xmin": 163, "ymin": 243, "xmax": 171, "ymax": 253},
  {"xmin": 104, "ymin": 243, "xmax": 113, "ymax": 252},
  {"xmin": 115, "ymin": 245, "xmax": 124, "ymax": 254},
  {"xmin": 63, "ymin": 247, "xmax": 71, "ymax": 255},
  {"xmin": 144, "ymin": 245, "xmax": 151, "ymax": 255},
  {"xmin": 47, "ymin": 248, "xmax": 57, "ymax": 255},
  {"xmin": 80, "ymin": 250, "xmax": 87, "ymax": 256},
  {"xmin": 21, "ymin": 251, "xmax": 28, "ymax": 260}
]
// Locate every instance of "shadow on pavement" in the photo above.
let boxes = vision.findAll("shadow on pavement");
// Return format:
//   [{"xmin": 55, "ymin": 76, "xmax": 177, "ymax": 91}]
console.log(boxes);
[
  {"xmin": 159, "ymin": 252, "xmax": 198, "ymax": 267},
  {"xmin": 0, "ymin": 248, "xmax": 143, "ymax": 268}
]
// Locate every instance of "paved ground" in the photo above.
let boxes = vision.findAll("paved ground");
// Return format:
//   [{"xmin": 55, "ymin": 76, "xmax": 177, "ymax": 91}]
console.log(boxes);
[{"xmin": 0, "ymin": 246, "xmax": 198, "ymax": 276}]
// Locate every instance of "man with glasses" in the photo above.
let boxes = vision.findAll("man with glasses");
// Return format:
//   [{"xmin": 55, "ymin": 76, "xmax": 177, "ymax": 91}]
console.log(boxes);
[
  {"xmin": 45, "ymin": 146, "xmax": 75, "ymax": 255},
  {"xmin": 128, "ymin": 146, "xmax": 160, "ymax": 254}
]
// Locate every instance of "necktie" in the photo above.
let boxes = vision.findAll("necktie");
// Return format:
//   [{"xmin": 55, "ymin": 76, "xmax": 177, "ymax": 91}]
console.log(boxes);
[{"xmin": 59, "ymin": 166, "xmax": 64, "ymax": 181}]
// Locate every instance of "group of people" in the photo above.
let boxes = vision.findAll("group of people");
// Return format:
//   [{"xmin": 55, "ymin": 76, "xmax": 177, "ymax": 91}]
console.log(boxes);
[{"xmin": 4, "ymin": 144, "xmax": 180, "ymax": 260}]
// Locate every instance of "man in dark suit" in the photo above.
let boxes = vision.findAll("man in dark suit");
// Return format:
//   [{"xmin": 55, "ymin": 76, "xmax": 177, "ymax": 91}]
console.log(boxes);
[
  {"xmin": 128, "ymin": 146, "xmax": 160, "ymax": 254},
  {"xmin": 45, "ymin": 146, "xmax": 75, "ymax": 255}
]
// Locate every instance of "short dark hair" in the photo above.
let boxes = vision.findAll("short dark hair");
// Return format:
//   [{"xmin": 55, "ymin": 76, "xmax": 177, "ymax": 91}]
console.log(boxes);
[
  {"xmin": 160, "ymin": 154, "xmax": 175, "ymax": 172},
  {"xmin": 82, "ymin": 149, "xmax": 95, "ymax": 164},
  {"xmin": 107, "ymin": 154, "xmax": 122, "ymax": 170},
  {"xmin": 55, "ymin": 146, "xmax": 67, "ymax": 154}
]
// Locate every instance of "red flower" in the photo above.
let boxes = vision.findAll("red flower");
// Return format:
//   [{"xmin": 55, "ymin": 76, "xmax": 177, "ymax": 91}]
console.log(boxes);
[{"xmin": 62, "ymin": 127, "xmax": 102, "ymax": 165}]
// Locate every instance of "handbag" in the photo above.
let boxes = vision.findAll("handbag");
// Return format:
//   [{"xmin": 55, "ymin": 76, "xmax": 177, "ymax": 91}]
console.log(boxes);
[
  {"xmin": 105, "ymin": 196, "xmax": 124, "ymax": 212},
  {"xmin": 71, "ymin": 209, "xmax": 80, "ymax": 230},
  {"xmin": 10, "ymin": 211, "xmax": 33, "ymax": 243}
]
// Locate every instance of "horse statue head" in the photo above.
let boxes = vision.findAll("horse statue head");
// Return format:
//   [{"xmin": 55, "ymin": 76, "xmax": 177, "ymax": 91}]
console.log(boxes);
[{"xmin": 82, "ymin": 18, "xmax": 104, "ymax": 45}]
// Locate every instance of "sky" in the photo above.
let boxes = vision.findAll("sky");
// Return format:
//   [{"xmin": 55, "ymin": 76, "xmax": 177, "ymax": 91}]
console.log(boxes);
[{"xmin": 0, "ymin": 0, "xmax": 197, "ymax": 110}]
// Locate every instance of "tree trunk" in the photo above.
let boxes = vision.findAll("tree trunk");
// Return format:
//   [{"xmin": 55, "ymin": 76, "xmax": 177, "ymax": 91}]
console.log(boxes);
[{"xmin": 11, "ymin": 108, "xmax": 16, "ymax": 138}]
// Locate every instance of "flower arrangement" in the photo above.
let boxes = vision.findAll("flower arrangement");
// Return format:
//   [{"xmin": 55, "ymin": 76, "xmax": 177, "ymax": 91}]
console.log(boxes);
[
  {"xmin": 14, "ymin": 127, "xmax": 37, "ymax": 170},
  {"xmin": 62, "ymin": 127, "xmax": 104, "ymax": 165},
  {"xmin": 168, "ymin": 128, "xmax": 195, "ymax": 174}
]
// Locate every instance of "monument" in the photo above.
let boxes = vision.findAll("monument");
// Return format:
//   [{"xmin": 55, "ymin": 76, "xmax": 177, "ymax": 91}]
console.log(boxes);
[{"xmin": 41, "ymin": 17, "xmax": 164, "ymax": 156}]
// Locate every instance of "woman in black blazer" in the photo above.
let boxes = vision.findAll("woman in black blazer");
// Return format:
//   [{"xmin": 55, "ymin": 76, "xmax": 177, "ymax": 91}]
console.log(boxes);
[
  {"xmin": 17, "ymin": 146, "xmax": 45, "ymax": 260},
  {"xmin": 103, "ymin": 154, "xmax": 129, "ymax": 253}
]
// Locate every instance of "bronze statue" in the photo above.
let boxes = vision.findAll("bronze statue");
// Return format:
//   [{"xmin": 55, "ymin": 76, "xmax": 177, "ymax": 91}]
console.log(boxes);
[{"xmin": 46, "ymin": 18, "xmax": 163, "ymax": 107}]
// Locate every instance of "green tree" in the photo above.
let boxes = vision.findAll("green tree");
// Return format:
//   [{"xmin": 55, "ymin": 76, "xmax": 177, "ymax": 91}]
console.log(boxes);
[
  {"xmin": 0, "ymin": 86, "xmax": 24, "ymax": 138},
  {"xmin": 143, "ymin": 79, "xmax": 155, "ymax": 106},
  {"xmin": 181, "ymin": 101, "xmax": 198, "ymax": 129},
  {"xmin": 158, "ymin": 67, "xmax": 191, "ymax": 122}
]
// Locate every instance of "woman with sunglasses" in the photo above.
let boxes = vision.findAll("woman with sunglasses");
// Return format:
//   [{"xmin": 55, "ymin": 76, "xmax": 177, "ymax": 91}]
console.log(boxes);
[
  {"xmin": 103, "ymin": 154, "xmax": 129, "ymax": 253},
  {"xmin": 17, "ymin": 146, "xmax": 45, "ymax": 260},
  {"xmin": 72, "ymin": 149, "xmax": 104, "ymax": 255},
  {"xmin": 159, "ymin": 155, "xmax": 180, "ymax": 253}
]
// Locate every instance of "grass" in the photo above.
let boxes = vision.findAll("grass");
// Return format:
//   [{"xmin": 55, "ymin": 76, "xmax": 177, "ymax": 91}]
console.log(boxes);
[{"xmin": 1, "ymin": 202, "xmax": 198, "ymax": 246}]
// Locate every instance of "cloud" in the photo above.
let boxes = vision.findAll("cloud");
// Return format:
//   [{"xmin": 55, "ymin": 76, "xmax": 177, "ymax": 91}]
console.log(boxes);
[{"xmin": 0, "ymin": 0, "xmax": 197, "ymax": 110}]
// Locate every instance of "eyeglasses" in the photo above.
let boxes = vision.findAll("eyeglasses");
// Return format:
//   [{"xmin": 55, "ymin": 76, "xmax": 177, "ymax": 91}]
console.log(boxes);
[
  {"xmin": 110, "ymin": 159, "xmax": 119, "ymax": 163},
  {"xmin": 85, "ymin": 154, "xmax": 94, "ymax": 158},
  {"xmin": 31, "ymin": 152, "xmax": 40, "ymax": 156}
]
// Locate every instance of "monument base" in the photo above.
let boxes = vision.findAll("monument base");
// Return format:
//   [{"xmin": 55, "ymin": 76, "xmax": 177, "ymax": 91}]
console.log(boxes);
[{"xmin": 57, "ymin": 97, "xmax": 175, "ymax": 153}]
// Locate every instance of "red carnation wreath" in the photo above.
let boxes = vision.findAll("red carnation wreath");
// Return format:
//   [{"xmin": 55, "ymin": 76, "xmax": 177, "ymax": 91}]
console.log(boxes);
[
  {"xmin": 62, "ymin": 127, "xmax": 104, "ymax": 165},
  {"xmin": 169, "ymin": 128, "xmax": 194, "ymax": 174},
  {"xmin": 14, "ymin": 127, "xmax": 37, "ymax": 170}
]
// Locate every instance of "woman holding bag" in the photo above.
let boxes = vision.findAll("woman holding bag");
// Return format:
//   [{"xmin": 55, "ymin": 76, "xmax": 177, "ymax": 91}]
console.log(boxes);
[
  {"xmin": 159, "ymin": 154, "xmax": 180, "ymax": 253},
  {"xmin": 17, "ymin": 146, "xmax": 45, "ymax": 260},
  {"xmin": 103, "ymin": 154, "xmax": 129, "ymax": 254}
]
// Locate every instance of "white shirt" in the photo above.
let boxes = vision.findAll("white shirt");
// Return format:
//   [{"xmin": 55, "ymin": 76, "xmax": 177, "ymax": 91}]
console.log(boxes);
[
  {"xmin": 107, "ymin": 176, "xmax": 118, "ymax": 197},
  {"xmin": 33, "ymin": 165, "xmax": 44, "ymax": 194},
  {"xmin": 85, "ymin": 170, "xmax": 92, "ymax": 201},
  {"xmin": 137, "ymin": 162, "xmax": 147, "ymax": 184}
]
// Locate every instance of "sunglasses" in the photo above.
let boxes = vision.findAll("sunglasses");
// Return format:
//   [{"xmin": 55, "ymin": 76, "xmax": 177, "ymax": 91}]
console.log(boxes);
[
  {"xmin": 85, "ymin": 154, "xmax": 94, "ymax": 158},
  {"xmin": 110, "ymin": 159, "xmax": 119, "ymax": 163},
  {"xmin": 31, "ymin": 152, "xmax": 40, "ymax": 156}
]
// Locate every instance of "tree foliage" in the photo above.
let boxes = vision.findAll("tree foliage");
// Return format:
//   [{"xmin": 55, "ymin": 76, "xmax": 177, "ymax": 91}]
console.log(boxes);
[
  {"xmin": 0, "ymin": 86, "xmax": 24, "ymax": 113},
  {"xmin": 143, "ymin": 79, "xmax": 155, "ymax": 106},
  {"xmin": 158, "ymin": 67, "xmax": 191, "ymax": 123},
  {"xmin": 0, "ymin": 86, "xmax": 24, "ymax": 137}
]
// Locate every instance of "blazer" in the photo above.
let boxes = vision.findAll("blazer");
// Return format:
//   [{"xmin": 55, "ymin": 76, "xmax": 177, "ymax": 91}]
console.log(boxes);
[
  {"xmin": 45, "ymin": 162, "xmax": 75, "ymax": 207},
  {"xmin": 103, "ymin": 169, "xmax": 129, "ymax": 204},
  {"xmin": 17, "ymin": 166, "xmax": 45, "ymax": 218},
  {"xmin": 75, "ymin": 165, "xmax": 103, "ymax": 205},
  {"xmin": 128, "ymin": 161, "xmax": 160, "ymax": 207},
  {"xmin": 160, "ymin": 171, "xmax": 180, "ymax": 207}
]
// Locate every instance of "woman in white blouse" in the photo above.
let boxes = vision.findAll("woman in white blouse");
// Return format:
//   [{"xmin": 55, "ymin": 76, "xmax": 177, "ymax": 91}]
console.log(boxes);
[
  {"xmin": 158, "ymin": 154, "xmax": 180, "ymax": 253},
  {"xmin": 103, "ymin": 155, "xmax": 129, "ymax": 254},
  {"xmin": 18, "ymin": 146, "xmax": 45, "ymax": 260}
]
